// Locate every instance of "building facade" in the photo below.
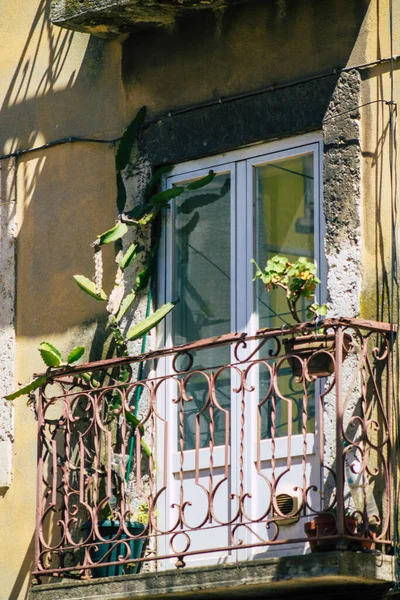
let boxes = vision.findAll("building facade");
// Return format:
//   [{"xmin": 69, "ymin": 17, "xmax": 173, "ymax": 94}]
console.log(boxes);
[{"xmin": 0, "ymin": 1, "xmax": 399, "ymax": 599}]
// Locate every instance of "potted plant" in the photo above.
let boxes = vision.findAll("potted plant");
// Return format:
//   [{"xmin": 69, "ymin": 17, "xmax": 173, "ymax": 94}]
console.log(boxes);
[
  {"xmin": 251, "ymin": 255, "xmax": 351, "ymax": 377},
  {"xmin": 82, "ymin": 502, "xmax": 150, "ymax": 578},
  {"xmin": 356, "ymin": 520, "xmax": 379, "ymax": 551},
  {"xmin": 304, "ymin": 508, "xmax": 358, "ymax": 552},
  {"xmin": 4, "ymin": 107, "xmax": 217, "ymax": 580}
]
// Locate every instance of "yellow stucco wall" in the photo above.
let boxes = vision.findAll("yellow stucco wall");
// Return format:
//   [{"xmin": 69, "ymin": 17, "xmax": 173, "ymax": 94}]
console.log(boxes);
[
  {"xmin": 121, "ymin": 0, "xmax": 371, "ymax": 118},
  {"xmin": 0, "ymin": 2, "xmax": 125, "ymax": 598},
  {"xmin": 0, "ymin": 0, "xmax": 398, "ymax": 598},
  {"xmin": 359, "ymin": 1, "xmax": 400, "ymax": 322}
]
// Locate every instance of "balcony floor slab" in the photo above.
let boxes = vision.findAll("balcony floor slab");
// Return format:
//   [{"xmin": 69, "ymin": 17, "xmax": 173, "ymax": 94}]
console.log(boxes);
[
  {"xmin": 50, "ymin": 0, "xmax": 242, "ymax": 37},
  {"xmin": 29, "ymin": 551, "xmax": 399, "ymax": 600}
]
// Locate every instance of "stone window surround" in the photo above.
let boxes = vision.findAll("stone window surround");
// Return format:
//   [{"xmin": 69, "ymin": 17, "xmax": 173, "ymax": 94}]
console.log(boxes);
[
  {"xmin": 136, "ymin": 70, "xmax": 361, "ymax": 321},
  {"xmin": 0, "ymin": 157, "xmax": 16, "ymax": 489},
  {"xmin": 131, "ymin": 71, "xmax": 362, "ymax": 489},
  {"xmin": 122, "ymin": 71, "xmax": 363, "ymax": 495}
]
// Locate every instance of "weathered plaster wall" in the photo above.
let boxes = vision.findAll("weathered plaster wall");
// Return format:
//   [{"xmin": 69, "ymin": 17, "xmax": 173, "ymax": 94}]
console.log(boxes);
[
  {"xmin": 0, "ymin": 2, "xmax": 125, "ymax": 599},
  {"xmin": 121, "ymin": 0, "xmax": 370, "ymax": 119}
]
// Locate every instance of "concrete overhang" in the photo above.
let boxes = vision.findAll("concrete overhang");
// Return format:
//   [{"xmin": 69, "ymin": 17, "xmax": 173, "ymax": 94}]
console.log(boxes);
[
  {"xmin": 29, "ymin": 552, "xmax": 399, "ymax": 600},
  {"xmin": 50, "ymin": 0, "xmax": 246, "ymax": 37}
]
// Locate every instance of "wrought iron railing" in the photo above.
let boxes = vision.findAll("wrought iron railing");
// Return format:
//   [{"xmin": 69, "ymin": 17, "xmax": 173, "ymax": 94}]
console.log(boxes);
[{"xmin": 32, "ymin": 318, "xmax": 396, "ymax": 582}]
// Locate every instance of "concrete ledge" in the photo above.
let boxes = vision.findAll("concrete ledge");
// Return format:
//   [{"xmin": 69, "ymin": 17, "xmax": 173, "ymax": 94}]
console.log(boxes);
[
  {"xmin": 50, "ymin": 0, "xmax": 244, "ymax": 37},
  {"xmin": 29, "ymin": 552, "xmax": 397, "ymax": 600}
]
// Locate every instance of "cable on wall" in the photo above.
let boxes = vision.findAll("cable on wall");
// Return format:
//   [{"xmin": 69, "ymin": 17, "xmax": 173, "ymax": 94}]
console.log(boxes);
[
  {"xmin": 0, "ymin": 135, "xmax": 121, "ymax": 162},
  {"xmin": 1, "ymin": 55, "xmax": 399, "ymax": 163}
]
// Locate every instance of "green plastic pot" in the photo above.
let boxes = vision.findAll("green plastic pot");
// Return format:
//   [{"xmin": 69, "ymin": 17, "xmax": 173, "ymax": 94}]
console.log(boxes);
[{"xmin": 82, "ymin": 520, "xmax": 146, "ymax": 578}]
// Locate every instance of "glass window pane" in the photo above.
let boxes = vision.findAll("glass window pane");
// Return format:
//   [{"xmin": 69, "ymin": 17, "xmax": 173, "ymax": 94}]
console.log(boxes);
[
  {"xmin": 173, "ymin": 173, "xmax": 231, "ymax": 345},
  {"xmin": 172, "ymin": 173, "xmax": 231, "ymax": 450},
  {"xmin": 254, "ymin": 153, "xmax": 315, "ymax": 438},
  {"xmin": 255, "ymin": 153, "xmax": 314, "ymax": 329}
]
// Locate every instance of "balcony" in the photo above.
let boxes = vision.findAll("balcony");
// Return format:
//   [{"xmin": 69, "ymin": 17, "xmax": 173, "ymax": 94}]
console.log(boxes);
[
  {"xmin": 50, "ymin": 0, "xmax": 242, "ymax": 37},
  {"xmin": 30, "ymin": 318, "xmax": 397, "ymax": 598}
]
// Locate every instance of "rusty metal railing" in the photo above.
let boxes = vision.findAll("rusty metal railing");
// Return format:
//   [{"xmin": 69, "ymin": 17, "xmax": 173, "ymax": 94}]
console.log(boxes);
[{"xmin": 32, "ymin": 318, "xmax": 396, "ymax": 582}]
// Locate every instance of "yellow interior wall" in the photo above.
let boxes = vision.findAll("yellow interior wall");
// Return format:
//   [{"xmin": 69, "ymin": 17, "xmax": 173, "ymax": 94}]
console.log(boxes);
[{"xmin": 259, "ymin": 156, "xmax": 313, "ymax": 254}]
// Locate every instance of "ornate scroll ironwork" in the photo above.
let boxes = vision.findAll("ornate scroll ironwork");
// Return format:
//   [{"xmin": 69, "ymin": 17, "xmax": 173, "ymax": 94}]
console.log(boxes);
[{"xmin": 32, "ymin": 318, "xmax": 396, "ymax": 581}]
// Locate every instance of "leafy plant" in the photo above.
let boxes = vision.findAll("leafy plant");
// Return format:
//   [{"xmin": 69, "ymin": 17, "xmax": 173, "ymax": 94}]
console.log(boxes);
[
  {"xmin": 129, "ymin": 501, "xmax": 156, "ymax": 525},
  {"xmin": 4, "ymin": 106, "xmax": 217, "ymax": 560},
  {"xmin": 6, "ymin": 108, "xmax": 194, "ymax": 399},
  {"xmin": 73, "ymin": 106, "xmax": 215, "ymax": 358},
  {"xmin": 5, "ymin": 107, "xmax": 216, "ymax": 476},
  {"xmin": 251, "ymin": 255, "xmax": 327, "ymax": 324},
  {"xmin": 6, "ymin": 342, "xmax": 85, "ymax": 400}
]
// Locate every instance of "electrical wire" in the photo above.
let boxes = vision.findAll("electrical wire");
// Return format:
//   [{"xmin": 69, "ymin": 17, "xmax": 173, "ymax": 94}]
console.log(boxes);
[
  {"xmin": 0, "ymin": 135, "xmax": 121, "ymax": 161},
  {"xmin": 145, "ymin": 54, "xmax": 400, "ymax": 124},
  {"xmin": 322, "ymin": 99, "xmax": 397, "ymax": 123},
  {"xmin": 1, "ymin": 55, "xmax": 399, "ymax": 163},
  {"xmin": 0, "ymin": 97, "xmax": 395, "ymax": 163}
]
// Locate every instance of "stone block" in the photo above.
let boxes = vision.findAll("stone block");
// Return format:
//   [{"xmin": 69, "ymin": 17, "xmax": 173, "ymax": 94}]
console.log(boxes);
[{"xmin": 0, "ymin": 440, "xmax": 12, "ymax": 488}]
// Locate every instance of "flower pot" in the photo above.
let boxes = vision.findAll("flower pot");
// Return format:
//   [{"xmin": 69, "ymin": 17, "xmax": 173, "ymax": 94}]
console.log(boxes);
[
  {"xmin": 283, "ymin": 333, "xmax": 352, "ymax": 378},
  {"xmin": 304, "ymin": 514, "xmax": 358, "ymax": 552},
  {"xmin": 82, "ymin": 520, "xmax": 146, "ymax": 578},
  {"xmin": 358, "ymin": 530, "xmax": 377, "ymax": 551}
]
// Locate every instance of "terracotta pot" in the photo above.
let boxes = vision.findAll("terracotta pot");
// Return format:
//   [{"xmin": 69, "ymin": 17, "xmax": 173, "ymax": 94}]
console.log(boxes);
[
  {"xmin": 283, "ymin": 333, "xmax": 352, "ymax": 378},
  {"xmin": 359, "ymin": 531, "xmax": 377, "ymax": 550},
  {"xmin": 304, "ymin": 514, "xmax": 358, "ymax": 552}
]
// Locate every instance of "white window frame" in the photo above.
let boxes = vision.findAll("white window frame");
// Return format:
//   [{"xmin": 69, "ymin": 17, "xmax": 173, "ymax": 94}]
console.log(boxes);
[
  {"xmin": 156, "ymin": 132, "xmax": 325, "ymax": 565},
  {"xmin": 158, "ymin": 131, "xmax": 325, "ymax": 340}
]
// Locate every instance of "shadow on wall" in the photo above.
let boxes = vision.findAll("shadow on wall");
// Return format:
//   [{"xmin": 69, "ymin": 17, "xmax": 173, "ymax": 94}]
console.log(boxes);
[
  {"xmin": 0, "ymin": 3, "xmax": 122, "ymax": 599},
  {"xmin": 122, "ymin": 0, "xmax": 371, "ymax": 118},
  {"xmin": 7, "ymin": 533, "xmax": 36, "ymax": 600},
  {"xmin": 366, "ymin": 0, "xmax": 399, "ymax": 324},
  {"xmin": 1, "ymin": 0, "xmax": 116, "ymax": 152},
  {"xmin": 1, "ymin": 0, "xmax": 75, "ymax": 157},
  {"xmin": 0, "ymin": 0, "xmax": 122, "ymax": 340}
]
